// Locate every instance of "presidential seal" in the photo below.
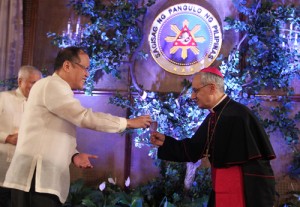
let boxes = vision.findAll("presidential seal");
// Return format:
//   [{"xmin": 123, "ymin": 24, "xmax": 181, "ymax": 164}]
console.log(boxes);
[{"xmin": 148, "ymin": 3, "xmax": 222, "ymax": 75}]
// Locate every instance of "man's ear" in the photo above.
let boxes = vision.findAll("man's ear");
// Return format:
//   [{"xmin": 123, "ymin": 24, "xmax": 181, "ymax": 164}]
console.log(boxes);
[
  {"xmin": 17, "ymin": 78, "xmax": 22, "ymax": 87},
  {"xmin": 209, "ymin": 84, "xmax": 217, "ymax": 94},
  {"xmin": 62, "ymin": 60, "xmax": 72, "ymax": 72}
]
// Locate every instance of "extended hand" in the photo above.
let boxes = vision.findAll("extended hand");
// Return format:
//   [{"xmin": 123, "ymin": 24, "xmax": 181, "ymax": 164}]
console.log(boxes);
[
  {"xmin": 127, "ymin": 115, "xmax": 151, "ymax": 129},
  {"xmin": 73, "ymin": 153, "xmax": 98, "ymax": 169},
  {"xmin": 5, "ymin": 133, "xmax": 18, "ymax": 145},
  {"xmin": 150, "ymin": 132, "xmax": 165, "ymax": 146}
]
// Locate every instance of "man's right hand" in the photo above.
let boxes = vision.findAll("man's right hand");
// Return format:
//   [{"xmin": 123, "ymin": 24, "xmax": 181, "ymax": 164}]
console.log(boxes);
[
  {"xmin": 150, "ymin": 132, "xmax": 165, "ymax": 146},
  {"xmin": 127, "ymin": 115, "xmax": 151, "ymax": 129},
  {"xmin": 5, "ymin": 133, "xmax": 18, "ymax": 145}
]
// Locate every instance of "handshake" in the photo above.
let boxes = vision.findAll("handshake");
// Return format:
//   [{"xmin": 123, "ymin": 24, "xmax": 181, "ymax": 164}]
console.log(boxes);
[
  {"xmin": 127, "ymin": 115, "xmax": 164, "ymax": 146},
  {"xmin": 127, "ymin": 115, "xmax": 158, "ymax": 133}
]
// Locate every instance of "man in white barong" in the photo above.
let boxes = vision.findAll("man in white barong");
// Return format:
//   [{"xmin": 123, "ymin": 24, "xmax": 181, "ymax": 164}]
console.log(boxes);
[
  {"xmin": 3, "ymin": 46, "xmax": 151, "ymax": 207},
  {"xmin": 0, "ymin": 65, "xmax": 42, "ymax": 207}
]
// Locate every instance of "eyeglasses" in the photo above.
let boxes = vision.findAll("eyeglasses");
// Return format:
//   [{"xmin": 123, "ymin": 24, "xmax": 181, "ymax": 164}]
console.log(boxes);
[
  {"xmin": 72, "ymin": 62, "xmax": 89, "ymax": 72},
  {"xmin": 192, "ymin": 84, "xmax": 212, "ymax": 94}
]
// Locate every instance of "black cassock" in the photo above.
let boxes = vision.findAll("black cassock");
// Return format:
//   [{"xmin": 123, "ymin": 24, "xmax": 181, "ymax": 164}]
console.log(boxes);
[{"xmin": 158, "ymin": 96, "xmax": 276, "ymax": 207}]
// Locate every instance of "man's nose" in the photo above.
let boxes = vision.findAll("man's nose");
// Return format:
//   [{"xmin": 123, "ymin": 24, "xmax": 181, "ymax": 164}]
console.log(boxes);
[{"xmin": 191, "ymin": 93, "xmax": 196, "ymax": 99}]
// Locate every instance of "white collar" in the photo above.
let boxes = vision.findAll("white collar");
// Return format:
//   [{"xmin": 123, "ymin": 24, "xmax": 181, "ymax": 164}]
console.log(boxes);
[
  {"xmin": 209, "ymin": 94, "xmax": 227, "ymax": 113},
  {"xmin": 16, "ymin": 88, "xmax": 27, "ymax": 100}
]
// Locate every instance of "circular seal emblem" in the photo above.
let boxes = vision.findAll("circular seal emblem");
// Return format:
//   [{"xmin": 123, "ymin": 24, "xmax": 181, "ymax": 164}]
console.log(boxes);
[{"xmin": 148, "ymin": 3, "xmax": 222, "ymax": 75}]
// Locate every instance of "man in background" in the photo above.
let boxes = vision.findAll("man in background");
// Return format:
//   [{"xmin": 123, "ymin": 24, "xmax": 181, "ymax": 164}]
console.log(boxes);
[
  {"xmin": 3, "ymin": 46, "xmax": 151, "ymax": 207},
  {"xmin": 0, "ymin": 65, "xmax": 42, "ymax": 207}
]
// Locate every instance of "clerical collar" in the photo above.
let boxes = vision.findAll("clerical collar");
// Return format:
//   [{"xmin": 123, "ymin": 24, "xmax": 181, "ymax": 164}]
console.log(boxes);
[{"xmin": 209, "ymin": 94, "xmax": 227, "ymax": 113}]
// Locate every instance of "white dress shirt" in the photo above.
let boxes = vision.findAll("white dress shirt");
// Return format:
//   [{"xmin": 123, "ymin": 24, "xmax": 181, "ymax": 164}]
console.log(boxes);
[
  {"xmin": 3, "ymin": 73, "xmax": 127, "ymax": 203},
  {"xmin": 0, "ymin": 88, "xmax": 26, "ymax": 185}
]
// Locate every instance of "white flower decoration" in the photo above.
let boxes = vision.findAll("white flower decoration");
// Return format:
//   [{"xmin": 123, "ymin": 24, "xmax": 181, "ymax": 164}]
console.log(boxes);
[
  {"xmin": 125, "ymin": 177, "xmax": 130, "ymax": 187},
  {"xmin": 108, "ymin": 177, "xmax": 117, "ymax": 185},
  {"xmin": 99, "ymin": 182, "xmax": 106, "ymax": 191}
]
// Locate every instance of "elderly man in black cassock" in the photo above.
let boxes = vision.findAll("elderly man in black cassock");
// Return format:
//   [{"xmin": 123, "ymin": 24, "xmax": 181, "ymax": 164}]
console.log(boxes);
[{"xmin": 150, "ymin": 67, "xmax": 276, "ymax": 207}]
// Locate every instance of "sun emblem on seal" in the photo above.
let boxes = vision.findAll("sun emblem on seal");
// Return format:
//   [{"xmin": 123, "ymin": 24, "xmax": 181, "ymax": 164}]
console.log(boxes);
[
  {"xmin": 165, "ymin": 20, "xmax": 206, "ymax": 60},
  {"xmin": 148, "ymin": 3, "xmax": 222, "ymax": 75}
]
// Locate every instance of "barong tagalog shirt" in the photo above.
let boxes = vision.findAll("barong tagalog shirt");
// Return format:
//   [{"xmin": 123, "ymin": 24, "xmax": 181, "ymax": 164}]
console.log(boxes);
[
  {"xmin": 3, "ymin": 73, "xmax": 127, "ymax": 203},
  {"xmin": 0, "ymin": 88, "xmax": 26, "ymax": 185},
  {"xmin": 158, "ymin": 96, "xmax": 276, "ymax": 207}
]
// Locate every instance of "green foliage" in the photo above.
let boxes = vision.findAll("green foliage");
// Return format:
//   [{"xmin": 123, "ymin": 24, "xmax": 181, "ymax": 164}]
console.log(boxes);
[
  {"xmin": 109, "ymin": 83, "xmax": 206, "ymax": 156},
  {"xmin": 288, "ymin": 151, "xmax": 300, "ymax": 180},
  {"xmin": 0, "ymin": 77, "xmax": 18, "ymax": 90},
  {"xmin": 146, "ymin": 161, "xmax": 211, "ymax": 206},
  {"xmin": 278, "ymin": 191, "xmax": 300, "ymax": 207},
  {"xmin": 108, "ymin": 84, "xmax": 213, "ymax": 206},
  {"xmin": 62, "ymin": 179, "xmax": 103, "ymax": 207},
  {"xmin": 63, "ymin": 166, "xmax": 211, "ymax": 207},
  {"xmin": 223, "ymin": 0, "xmax": 300, "ymax": 144},
  {"xmin": 47, "ymin": 0, "xmax": 155, "ymax": 94}
]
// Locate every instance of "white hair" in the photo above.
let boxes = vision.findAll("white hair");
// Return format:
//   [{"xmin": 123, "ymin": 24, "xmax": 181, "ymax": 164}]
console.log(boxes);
[
  {"xmin": 18, "ymin": 65, "xmax": 42, "ymax": 79},
  {"xmin": 198, "ymin": 72, "xmax": 225, "ymax": 92}
]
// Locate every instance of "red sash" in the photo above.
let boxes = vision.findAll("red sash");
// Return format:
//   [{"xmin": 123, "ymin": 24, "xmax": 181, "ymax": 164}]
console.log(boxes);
[{"xmin": 212, "ymin": 166, "xmax": 246, "ymax": 207}]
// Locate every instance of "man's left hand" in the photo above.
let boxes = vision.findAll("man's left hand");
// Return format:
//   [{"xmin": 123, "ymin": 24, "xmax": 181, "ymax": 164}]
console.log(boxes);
[{"xmin": 73, "ymin": 153, "xmax": 98, "ymax": 169}]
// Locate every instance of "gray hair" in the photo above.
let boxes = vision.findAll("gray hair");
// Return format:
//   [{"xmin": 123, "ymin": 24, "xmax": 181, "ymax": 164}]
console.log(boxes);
[
  {"xmin": 198, "ymin": 71, "xmax": 224, "ymax": 92},
  {"xmin": 18, "ymin": 65, "xmax": 42, "ymax": 79}
]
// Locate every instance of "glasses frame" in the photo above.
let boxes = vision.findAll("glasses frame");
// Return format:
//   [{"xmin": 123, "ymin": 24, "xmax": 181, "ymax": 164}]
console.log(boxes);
[
  {"xmin": 192, "ymin": 83, "xmax": 213, "ymax": 94},
  {"xmin": 71, "ymin": 61, "xmax": 89, "ymax": 72}
]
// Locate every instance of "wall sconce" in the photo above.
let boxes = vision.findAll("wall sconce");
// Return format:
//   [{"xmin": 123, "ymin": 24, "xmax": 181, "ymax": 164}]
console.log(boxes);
[
  {"xmin": 59, "ymin": 17, "xmax": 83, "ymax": 48},
  {"xmin": 280, "ymin": 22, "xmax": 300, "ymax": 51},
  {"xmin": 279, "ymin": 21, "xmax": 300, "ymax": 75}
]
